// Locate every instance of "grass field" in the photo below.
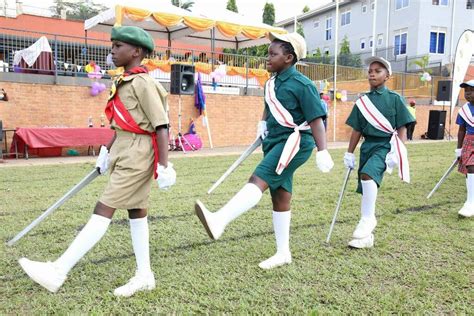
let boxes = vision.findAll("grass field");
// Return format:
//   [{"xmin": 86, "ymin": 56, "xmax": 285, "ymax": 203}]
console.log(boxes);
[{"xmin": 0, "ymin": 141, "xmax": 472, "ymax": 314}]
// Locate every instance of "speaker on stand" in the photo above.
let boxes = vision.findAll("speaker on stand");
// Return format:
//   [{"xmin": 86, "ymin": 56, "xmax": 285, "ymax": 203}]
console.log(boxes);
[
  {"xmin": 427, "ymin": 110, "xmax": 447, "ymax": 140},
  {"xmin": 170, "ymin": 64, "xmax": 195, "ymax": 153},
  {"xmin": 436, "ymin": 80, "xmax": 452, "ymax": 139}
]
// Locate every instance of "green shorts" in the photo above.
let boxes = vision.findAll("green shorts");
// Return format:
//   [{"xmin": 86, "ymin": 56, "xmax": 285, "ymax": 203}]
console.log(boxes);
[
  {"xmin": 254, "ymin": 134, "xmax": 314, "ymax": 194},
  {"xmin": 357, "ymin": 137, "xmax": 391, "ymax": 194}
]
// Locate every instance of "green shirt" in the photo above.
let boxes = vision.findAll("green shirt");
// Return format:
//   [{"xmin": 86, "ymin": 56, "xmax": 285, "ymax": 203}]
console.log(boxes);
[
  {"xmin": 407, "ymin": 106, "xmax": 416, "ymax": 119},
  {"xmin": 345, "ymin": 86, "xmax": 415, "ymax": 138},
  {"xmin": 265, "ymin": 66, "xmax": 326, "ymax": 143}
]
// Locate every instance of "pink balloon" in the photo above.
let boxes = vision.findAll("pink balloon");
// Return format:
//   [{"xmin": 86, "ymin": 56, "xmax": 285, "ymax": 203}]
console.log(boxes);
[
  {"xmin": 99, "ymin": 83, "xmax": 107, "ymax": 92},
  {"xmin": 90, "ymin": 87, "xmax": 100, "ymax": 96},
  {"xmin": 322, "ymin": 95, "xmax": 330, "ymax": 101}
]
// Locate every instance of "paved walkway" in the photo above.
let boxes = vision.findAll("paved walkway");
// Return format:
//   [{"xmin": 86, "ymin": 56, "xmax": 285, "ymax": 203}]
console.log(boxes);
[{"xmin": 0, "ymin": 139, "xmax": 454, "ymax": 168}]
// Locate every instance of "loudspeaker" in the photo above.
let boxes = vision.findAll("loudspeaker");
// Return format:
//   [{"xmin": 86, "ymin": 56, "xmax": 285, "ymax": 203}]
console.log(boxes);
[
  {"xmin": 427, "ymin": 110, "xmax": 446, "ymax": 140},
  {"xmin": 436, "ymin": 80, "xmax": 452, "ymax": 101},
  {"xmin": 170, "ymin": 64, "xmax": 195, "ymax": 95}
]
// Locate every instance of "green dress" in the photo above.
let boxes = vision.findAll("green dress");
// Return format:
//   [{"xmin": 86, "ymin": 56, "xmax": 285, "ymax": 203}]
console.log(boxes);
[
  {"xmin": 345, "ymin": 86, "xmax": 415, "ymax": 193},
  {"xmin": 254, "ymin": 66, "xmax": 326, "ymax": 194}
]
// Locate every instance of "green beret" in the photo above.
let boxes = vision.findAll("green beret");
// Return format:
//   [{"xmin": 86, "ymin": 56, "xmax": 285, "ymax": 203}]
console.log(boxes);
[{"xmin": 111, "ymin": 26, "xmax": 154, "ymax": 52}]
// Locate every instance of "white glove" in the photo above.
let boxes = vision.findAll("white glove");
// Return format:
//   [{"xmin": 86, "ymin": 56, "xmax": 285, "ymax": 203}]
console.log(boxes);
[
  {"xmin": 385, "ymin": 152, "xmax": 398, "ymax": 174},
  {"xmin": 157, "ymin": 162, "xmax": 176, "ymax": 190},
  {"xmin": 455, "ymin": 148, "xmax": 462, "ymax": 158},
  {"xmin": 343, "ymin": 152, "xmax": 356, "ymax": 169},
  {"xmin": 256, "ymin": 120, "xmax": 268, "ymax": 140},
  {"xmin": 316, "ymin": 149, "xmax": 334, "ymax": 173},
  {"xmin": 95, "ymin": 145, "xmax": 109, "ymax": 175}
]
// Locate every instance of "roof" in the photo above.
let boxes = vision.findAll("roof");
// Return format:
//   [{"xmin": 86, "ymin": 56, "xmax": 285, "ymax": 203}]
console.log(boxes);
[{"xmin": 275, "ymin": 0, "xmax": 353, "ymax": 27}]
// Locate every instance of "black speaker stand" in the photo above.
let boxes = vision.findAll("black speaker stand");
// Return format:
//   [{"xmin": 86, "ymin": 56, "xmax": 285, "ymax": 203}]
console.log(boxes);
[{"xmin": 174, "ymin": 95, "xmax": 195, "ymax": 154}]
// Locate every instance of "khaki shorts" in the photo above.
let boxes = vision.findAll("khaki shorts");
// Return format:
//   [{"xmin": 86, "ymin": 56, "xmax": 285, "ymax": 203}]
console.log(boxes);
[{"xmin": 100, "ymin": 131, "xmax": 154, "ymax": 209}]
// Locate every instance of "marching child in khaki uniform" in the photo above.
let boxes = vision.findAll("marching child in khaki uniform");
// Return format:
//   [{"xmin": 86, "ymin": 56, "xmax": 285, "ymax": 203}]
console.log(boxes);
[
  {"xmin": 19, "ymin": 26, "xmax": 176, "ymax": 297},
  {"xmin": 195, "ymin": 33, "xmax": 334, "ymax": 270},
  {"xmin": 344, "ymin": 57, "xmax": 414, "ymax": 248},
  {"xmin": 455, "ymin": 80, "xmax": 474, "ymax": 218}
]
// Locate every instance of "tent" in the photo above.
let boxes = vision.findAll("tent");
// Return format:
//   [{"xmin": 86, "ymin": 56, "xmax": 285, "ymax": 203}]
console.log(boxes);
[{"xmin": 84, "ymin": 2, "xmax": 287, "ymax": 49}]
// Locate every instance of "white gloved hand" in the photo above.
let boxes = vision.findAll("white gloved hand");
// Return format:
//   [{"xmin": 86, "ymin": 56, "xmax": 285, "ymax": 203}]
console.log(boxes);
[
  {"xmin": 95, "ymin": 145, "xmax": 109, "ymax": 175},
  {"xmin": 157, "ymin": 162, "xmax": 176, "ymax": 190},
  {"xmin": 385, "ymin": 152, "xmax": 398, "ymax": 171},
  {"xmin": 316, "ymin": 149, "xmax": 334, "ymax": 173},
  {"xmin": 455, "ymin": 148, "xmax": 462, "ymax": 158},
  {"xmin": 256, "ymin": 120, "xmax": 268, "ymax": 140},
  {"xmin": 343, "ymin": 152, "xmax": 356, "ymax": 169}
]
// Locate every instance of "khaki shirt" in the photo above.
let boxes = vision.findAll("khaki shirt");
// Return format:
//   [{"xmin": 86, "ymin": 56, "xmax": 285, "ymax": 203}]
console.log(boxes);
[{"xmin": 112, "ymin": 73, "xmax": 169, "ymax": 132}]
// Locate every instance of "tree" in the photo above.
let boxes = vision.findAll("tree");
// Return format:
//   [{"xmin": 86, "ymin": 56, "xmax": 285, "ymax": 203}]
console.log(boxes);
[
  {"xmin": 337, "ymin": 36, "xmax": 361, "ymax": 67},
  {"xmin": 171, "ymin": 0, "xmax": 195, "ymax": 11},
  {"xmin": 302, "ymin": 5, "xmax": 310, "ymax": 13},
  {"xmin": 296, "ymin": 22, "xmax": 305, "ymax": 38},
  {"xmin": 262, "ymin": 2, "xmax": 275, "ymax": 26},
  {"xmin": 226, "ymin": 0, "xmax": 238, "ymax": 13},
  {"xmin": 50, "ymin": 0, "xmax": 108, "ymax": 20}
]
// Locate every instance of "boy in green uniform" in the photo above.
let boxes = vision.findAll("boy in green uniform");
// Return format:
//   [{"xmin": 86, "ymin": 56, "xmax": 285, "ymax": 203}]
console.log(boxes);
[
  {"xmin": 195, "ymin": 32, "xmax": 334, "ymax": 270},
  {"xmin": 18, "ymin": 26, "xmax": 176, "ymax": 297},
  {"xmin": 344, "ymin": 56, "xmax": 414, "ymax": 248}
]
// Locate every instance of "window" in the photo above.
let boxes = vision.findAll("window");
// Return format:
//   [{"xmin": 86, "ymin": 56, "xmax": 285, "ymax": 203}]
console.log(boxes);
[
  {"xmin": 430, "ymin": 29, "xmax": 446, "ymax": 54},
  {"xmin": 377, "ymin": 34, "xmax": 384, "ymax": 46},
  {"xmin": 369, "ymin": 36, "xmax": 373, "ymax": 48},
  {"xmin": 360, "ymin": 38, "xmax": 366, "ymax": 49},
  {"xmin": 324, "ymin": 47, "xmax": 330, "ymax": 55},
  {"xmin": 313, "ymin": 19, "xmax": 319, "ymax": 28},
  {"xmin": 394, "ymin": 32, "xmax": 407, "ymax": 55},
  {"xmin": 395, "ymin": 0, "xmax": 409, "ymax": 9},
  {"xmin": 362, "ymin": 2, "xmax": 367, "ymax": 13},
  {"xmin": 467, "ymin": 0, "xmax": 473, "ymax": 9},
  {"xmin": 341, "ymin": 10, "xmax": 351, "ymax": 26},
  {"xmin": 371, "ymin": 0, "xmax": 375, "ymax": 10},
  {"xmin": 325, "ymin": 17, "xmax": 332, "ymax": 40},
  {"xmin": 432, "ymin": 0, "xmax": 448, "ymax": 5}
]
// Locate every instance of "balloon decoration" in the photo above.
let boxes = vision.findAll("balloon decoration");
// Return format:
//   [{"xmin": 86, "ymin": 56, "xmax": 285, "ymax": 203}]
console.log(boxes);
[
  {"xmin": 85, "ymin": 61, "xmax": 103, "ymax": 79},
  {"xmin": 322, "ymin": 94, "xmax": 330, "ymax": 101},
  {"xmin": 85, "ymin": 61, "xmax": 106, "ymax": 96},
  {"xmin": 420, "ymin": 71, "xmax": 432, "ymax": 82},
  {"xmin": 335, "ymin": 92, "xmax": 342, "ymax": 100},
  {"xmin": 210, "ymin": 64, "xmax": 227, "ymax": 90},
  {"xmin": 340, "ymin": 90, "xmax": 348, "ymax": 102}
]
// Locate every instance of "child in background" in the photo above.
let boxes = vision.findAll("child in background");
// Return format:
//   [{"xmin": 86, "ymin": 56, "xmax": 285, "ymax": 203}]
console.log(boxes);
[
  {"xmin": 344, "ymin": 56, "xmax": 415, "ymax": 248},
  {"xmin": 455, "ymin": 80, "xmax": 474, "ymax": 218}
]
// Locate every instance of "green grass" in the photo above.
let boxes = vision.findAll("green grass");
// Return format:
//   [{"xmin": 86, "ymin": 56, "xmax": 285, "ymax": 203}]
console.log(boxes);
[{"xmin": 0, "ymin": 142, "xmax": 472, "ymax": 314}]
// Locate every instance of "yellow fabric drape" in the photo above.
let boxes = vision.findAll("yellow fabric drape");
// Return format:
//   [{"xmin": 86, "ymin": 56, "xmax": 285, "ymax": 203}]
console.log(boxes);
[
  {"xmin": 123, "ymin": 7, "xmax": 152, "ymax": 22},
  {"xmin": 183, "ymin": 16, "xmax": 215, "ymax": 32},
  {"xmin": 108, "ymin": 60, "xmax": 270, "ymax": 87},
  {"xmin": 215, "ymin": 22, "xmax": 243, "ymax": 38},
  {"xmin": 113, "ymin": 5, "xmax": 287, "ymax": 40},
  {"xmin": 152, "ymin": 12, "xmax": 183, "ymax": 27},
  {"xmin": 241, "ymin": 27, "xmax": 267, "ymax": 40}
]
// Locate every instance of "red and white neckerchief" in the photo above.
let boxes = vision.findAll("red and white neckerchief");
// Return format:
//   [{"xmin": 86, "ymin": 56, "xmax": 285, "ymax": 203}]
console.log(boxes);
[
  {"xmin": 265, "ymin": 76, "xmax": 311, "ymax": 175},
  {"xmin": 355, "ymin": 95, "xmax": 410, "ymax": 183},
  {"xmin": 458, "ymin": 103, "xmax": 474, "ymax": 127}
]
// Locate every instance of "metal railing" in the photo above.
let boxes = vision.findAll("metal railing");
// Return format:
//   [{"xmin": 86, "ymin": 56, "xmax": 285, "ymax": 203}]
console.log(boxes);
[{"xmin": 0, "ymin": 27, "xmax": 451, "ymax": 99}]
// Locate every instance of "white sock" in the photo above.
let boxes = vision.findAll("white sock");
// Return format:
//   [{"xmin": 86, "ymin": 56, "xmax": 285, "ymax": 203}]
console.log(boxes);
[
  {"xmin": 467, "ymin": 174, "xmax": 474, "ymax": 204},
  {"xmin": 361, "ymin": 180, "xmax": 377, "ymax": 220},
  {"xmin": 272, "ymin": 211, "xmax": 291, "ymax": 255},
  {"xmin": 130, "ymin": 217, "xmax": 152, "ymax": 276},
  {"xmin": 55, "ymin": 214, "xmax": 111, "ymax": 274},
  {"xmin": 215, "ymin": 183, "xmax": 262, "ymax": 226}
]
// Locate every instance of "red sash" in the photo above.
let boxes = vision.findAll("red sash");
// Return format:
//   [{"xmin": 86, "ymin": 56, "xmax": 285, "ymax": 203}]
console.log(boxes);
[{"xmin": 105, "ymin": 66, "xmax": 159, "ymax": 179}]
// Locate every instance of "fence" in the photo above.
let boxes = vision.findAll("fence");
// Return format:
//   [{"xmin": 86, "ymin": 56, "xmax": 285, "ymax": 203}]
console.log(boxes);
[{"xmin": 0, "ymin": 27, "xmax": 451, "ymax": 99}]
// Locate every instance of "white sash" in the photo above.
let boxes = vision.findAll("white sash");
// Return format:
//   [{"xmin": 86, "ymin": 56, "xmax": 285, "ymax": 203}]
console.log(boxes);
[
  {"xmin": 458, "ymin": 103, "xmax": 474, "ymax": 127},
  {"xmin": 355, "ymin": 95, "xmax": 410, "ymax": 183},
  {"xmin": 265, "ymin": 76, "xmax": 311, "ymax": 175}
]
